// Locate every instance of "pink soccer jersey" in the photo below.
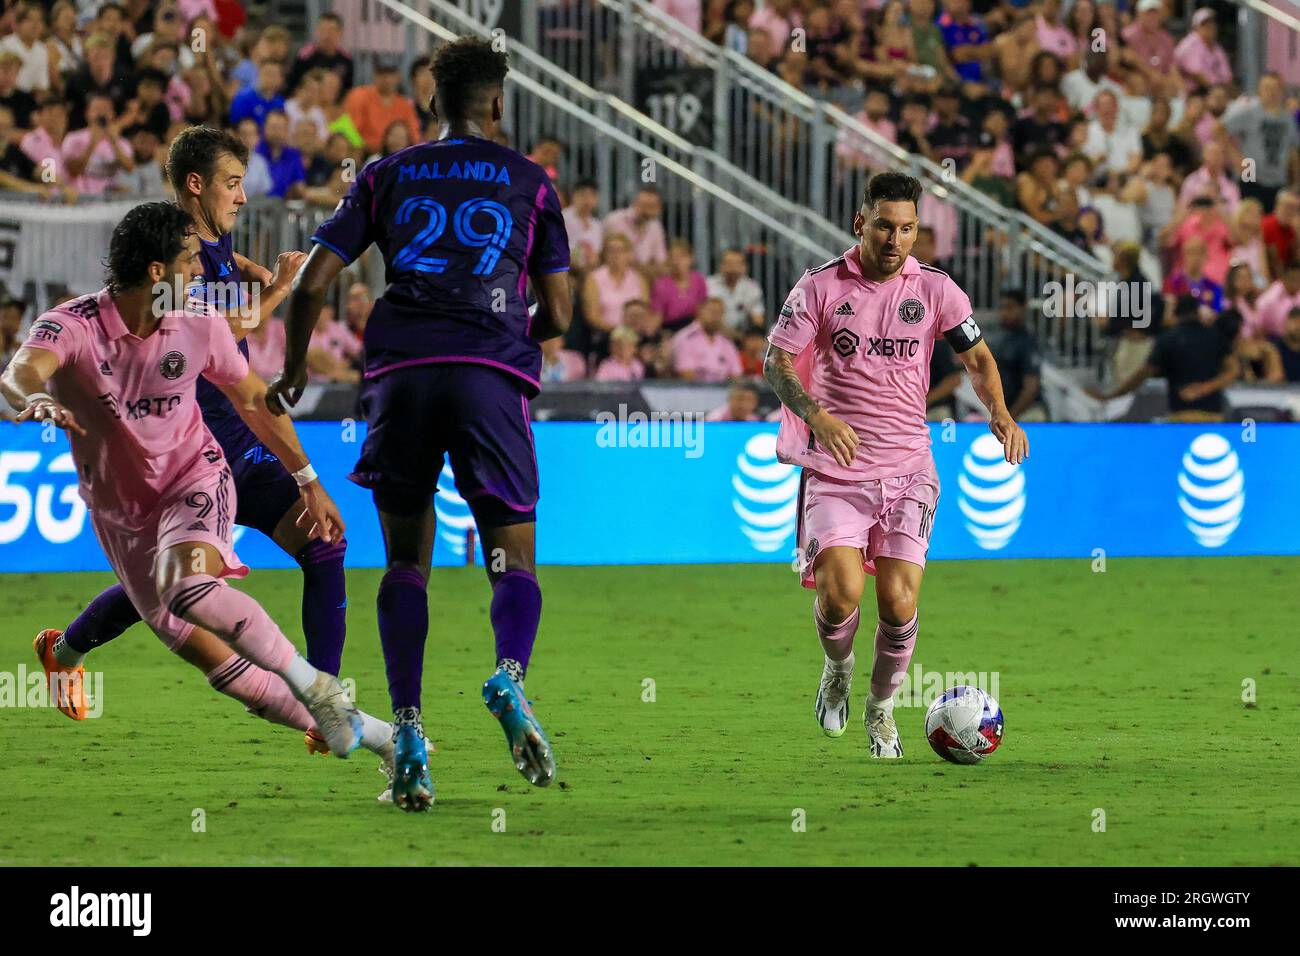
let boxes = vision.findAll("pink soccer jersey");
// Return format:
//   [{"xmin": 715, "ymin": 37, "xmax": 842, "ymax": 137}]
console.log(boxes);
[
  {"xmin": 22, "ymin": 288, "xmax": 250, "ymax": 527},
  {"xmin": 768, "ymin": 246, "xmax": 982, "ymax": 481}
]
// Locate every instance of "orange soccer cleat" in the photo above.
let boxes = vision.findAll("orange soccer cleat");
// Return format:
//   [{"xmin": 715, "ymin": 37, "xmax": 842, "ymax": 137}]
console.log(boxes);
[
  {"xmin": 304, "ymin": 728, "xmax": 331, "ymax": 756},
  {"xmin": 33, "ymin": 629, "xmax": 88, "ymax": 721}
]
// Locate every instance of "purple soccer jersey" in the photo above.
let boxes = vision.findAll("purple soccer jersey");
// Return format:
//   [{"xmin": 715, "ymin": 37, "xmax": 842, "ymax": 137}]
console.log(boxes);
[
  {"xmin": 192, "ymin": 231, "xmax": 255, "ymax": 454},
  {"xmin": 312, "ymin": 136, "xmax": 570, "ymax": 393}
]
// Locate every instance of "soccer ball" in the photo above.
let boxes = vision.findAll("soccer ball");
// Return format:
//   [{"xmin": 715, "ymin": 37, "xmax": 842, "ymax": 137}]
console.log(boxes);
[{"xmin": 924, "ymin": 686, "xmax": 1003, "ymax": 764}]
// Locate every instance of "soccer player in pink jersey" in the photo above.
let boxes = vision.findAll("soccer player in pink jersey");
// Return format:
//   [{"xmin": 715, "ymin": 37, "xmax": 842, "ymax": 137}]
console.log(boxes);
[
  {"xmin": 1, "ymin": 202, "xmax": 398, "ymax": 787},
  {"xmin": 765, "ymin": 172, "xmax": 1028, "ymax": 756}
]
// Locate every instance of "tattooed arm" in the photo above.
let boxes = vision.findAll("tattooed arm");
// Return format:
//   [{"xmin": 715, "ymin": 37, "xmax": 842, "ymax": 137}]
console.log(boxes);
[{"xmin": 763, "ymin": 343, "xmax": 859, "ymax": 467}]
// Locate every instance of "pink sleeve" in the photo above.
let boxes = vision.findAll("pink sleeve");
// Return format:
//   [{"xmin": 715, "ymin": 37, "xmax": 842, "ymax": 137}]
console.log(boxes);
[
  {"xmin": 726, "ymin": 341, "xmax": 742, "ymax": 377},
  {"xmin": 767, "ymin": 272, "xmax": 821, "ymax": 355},
  {"xmin": 204, "ymin": 312, "xmax": 250, "ymax": 386},
  {"xmin": 936, "ymin": 275, "xmax": 975, "ymax": 336},
  {"xmin": 22, "ymin": 309, "xmax": 86, "ymax": 367}
]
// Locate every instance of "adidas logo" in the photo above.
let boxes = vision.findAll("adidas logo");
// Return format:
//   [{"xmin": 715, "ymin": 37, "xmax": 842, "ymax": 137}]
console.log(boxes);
[
  {"xmin": 99, "ymin": 361, "xmax": 112, "ymax": 376},
  {"xmin": 186, "ymin": 520, "xmax": 208, "ymax": 532},
  {"xmin": 834, "ymin": 301, "xmax": 855, "ymax": 316}
]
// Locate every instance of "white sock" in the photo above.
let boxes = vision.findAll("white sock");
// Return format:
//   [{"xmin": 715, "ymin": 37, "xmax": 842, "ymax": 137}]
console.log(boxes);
[
  {"xmin": 360, "ymin": 712, "xmax": 394, "ymax": 751},
  {"xmin": 827, "ymin": 651, "xmax": 854, "ymax": 674},
  {"xmin": 282, "ymin": 654, "xmax": 318, "ymax": 696},
  {"xmin": 866, "ymin": 692, "xmax": 894, "ymax": 714},
  {"xmin": 51, "ymin": 633, "xmax": 85, "ymax": 668}
]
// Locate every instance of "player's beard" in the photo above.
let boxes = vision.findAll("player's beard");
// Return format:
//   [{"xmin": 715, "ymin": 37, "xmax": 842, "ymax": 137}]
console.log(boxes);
[{"xmin": 860, "ymin": 238, "xmax": 908, "ymax": 281}]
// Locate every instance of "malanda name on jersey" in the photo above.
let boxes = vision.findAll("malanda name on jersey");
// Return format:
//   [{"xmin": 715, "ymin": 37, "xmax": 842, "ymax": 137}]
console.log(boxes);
[{"xmin": 396, "ymin": 160, "xmax": 512, "ymax": 185}]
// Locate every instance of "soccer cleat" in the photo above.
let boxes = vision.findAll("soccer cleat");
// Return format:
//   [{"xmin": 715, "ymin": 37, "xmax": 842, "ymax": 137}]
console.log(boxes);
[
  {"xmin": 304, "ymin": 728, "xmax": 330, "ymax": 756},
  {"xmin": 483, "ymin": 666, "xmax": 555, "ymax": 788},
  {"xmin": 814, "ymin": 659, "xmax": 853, "ymax": 737},
  {"xmin": 389, "ymin": 724, "xmax": 433, "ymax": 811},
  {"xmin": 33, "ymin": 629, "xmax": 88, "ymax": 721},
  {"xmin": 293, "ymin": 672, "xmax": 363, "ymax": 758},
  {"xmin": 866, "ymin": 703, "xmax": 904, "ymax": 758}
]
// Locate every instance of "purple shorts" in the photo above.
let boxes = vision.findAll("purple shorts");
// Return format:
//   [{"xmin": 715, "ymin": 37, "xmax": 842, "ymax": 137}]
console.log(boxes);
[
  {"xmin": 350, "ymin": 361, "xmax": 539, "ymax": 524},
  {"xmin": 227, "ymin": 442, "xmax": 302, "ymax": 538}
]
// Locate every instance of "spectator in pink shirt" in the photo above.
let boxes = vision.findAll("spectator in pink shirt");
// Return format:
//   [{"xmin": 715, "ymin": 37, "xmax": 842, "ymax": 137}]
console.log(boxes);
[
  {"xmin": 1122, "ymin": 0, "xmax": 1179, "ymax": 96},
  {"xmin": 18, "ymin": 95, "xmax": 77, "ymax": 199},
  {"xmin": 246, "ymin": 315, "xmax": 287, "ymax": 381},
  {"xmin": 594, "ymin": 327, "xmax": 647, "ymax": 382},
  {"xmin": 749, "ymin": 0, "xmax": 798, "ymax": 55},
  {"xmin": 836, "ymin": 86, "xmax": 896, "ymax": 171},
  {"xmin": 1251, "ymin": 263, "xmax": 1300, "ymax": 339},
  {"xmin": 60, "ymin": 94, "xmax": 135, "ymax": 196},
  {"xmin": 653, "ymin": 0, "xmax": 702, "ymax": 33},
  {"xmin": 671, "ymin": 297, "xmax": 743, "ymax": 382},
  {"xmin": 1174, "ymin": 8, "xmax": 1232, "ymax": 91},
  {"xmin": 306, "ymin": 304, "xmax": 361, "ymax": 383},
  {"xmin": 706, "ymin": 381, "xmax": 762, "ymax": 421},
  {"xmin": 1177, "ymin": 140, "xmax": 1240, "ymax": 214},
  {"xmin": 581, "ymin": 233, "xmax": 650, "ymax": 334},
  {"xmin": 562, "ymin": 179, "xmax": 604, "ymax": 273},
  {"xmin": 1169, "ymin": 198, "xmax": 1233, "ymax": 286},
  {"xmin": 650, "ymin": 238, "xmax": 709, "ymax": 332},
  {"xmin": 1035, "ymin": 0, "xmax": 1076, "ymax": 62},
  {"xmin": 602, "ymin": 186, "xmax": 669, "ymax": 276},
  {"xmin": 540, "ymin": 335, "xmax": 587, "ymax": 383}
]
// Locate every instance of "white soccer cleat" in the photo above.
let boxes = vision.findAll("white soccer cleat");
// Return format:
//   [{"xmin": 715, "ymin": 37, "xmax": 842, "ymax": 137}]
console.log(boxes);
[
  {"xmin": 866, "ymin": 703, "xmax": 903, "ymax": 758},
  {"xmin": 815, "ymin": 660, "xmax": 853, "ymax": 737},
  {"xmin": 294, "ymin": 672, "xmax": 363, "ymax": 758}
]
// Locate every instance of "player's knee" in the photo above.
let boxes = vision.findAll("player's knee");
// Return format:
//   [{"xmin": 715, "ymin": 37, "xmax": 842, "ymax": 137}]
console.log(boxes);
[
  {"xmin": 382, "ymin": 559, "xmax": 429, "ymax": 588},
  {"xmin": 876, "ymin": 583, "xmax": 918, "ymax": 626},
  {"xmin": 818, "ymin": 589, "xmax": 861, "ymax": 625},
  {"xmin": 295, "ymin": 535, "xmax": 347, "ymax": 568}
]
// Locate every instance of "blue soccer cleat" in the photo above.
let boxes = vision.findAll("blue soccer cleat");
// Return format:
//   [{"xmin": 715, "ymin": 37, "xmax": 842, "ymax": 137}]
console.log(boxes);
[
  {"xmin": 390, "ymin": 723, "xmax": 434, "ymax": 812},
  {"xmin": 482, "ymin": 667, "xmax": 556, "ymax": 787}
]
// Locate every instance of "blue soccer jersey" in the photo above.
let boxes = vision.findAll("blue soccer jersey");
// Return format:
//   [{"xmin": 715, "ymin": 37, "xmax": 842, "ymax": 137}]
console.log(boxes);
[
  {"xmin": 312, "ymin": 136, "xmax": 570, "ymax": 393},
  {"xmin": 193, "ymin": 231, "xmax": 255, "ymax": 453}
]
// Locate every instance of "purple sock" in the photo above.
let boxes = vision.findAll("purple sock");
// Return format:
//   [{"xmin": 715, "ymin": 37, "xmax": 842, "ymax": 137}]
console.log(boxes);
[
  {"xmin": 490, "ymin": 570, "xmax": 542, "ymax": 677},
  {"xmin": 62, "ymin": 584, "xmax": 142, "ymax": 655},
  {"xmin": 377, "ymin": 566, "xmax": 428, "ymax": 711},
  {"xmin": 294, "ymin": 537, "xmax": 348, "ymax": 676}
]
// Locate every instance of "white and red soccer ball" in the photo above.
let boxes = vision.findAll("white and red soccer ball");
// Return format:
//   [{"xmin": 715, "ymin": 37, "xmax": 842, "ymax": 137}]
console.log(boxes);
[{"xmin": 924, "ymin": 686, "xmax": 1003, "ymax": 764}]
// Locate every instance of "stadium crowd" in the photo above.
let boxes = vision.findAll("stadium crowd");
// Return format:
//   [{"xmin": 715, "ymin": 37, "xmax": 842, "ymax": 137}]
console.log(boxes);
[{"xmin": 2, "ymin": 0, "xmax": 1300, "ymax": 422}]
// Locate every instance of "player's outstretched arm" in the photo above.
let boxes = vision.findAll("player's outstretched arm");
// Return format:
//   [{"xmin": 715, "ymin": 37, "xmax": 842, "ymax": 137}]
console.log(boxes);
[
  {"xmin": 956, "ymin": 340, "xmax": 1028, "ymax": 464},
  {"xmin": 224, "ymin": 251, "xmax": 307, "ymax": 343},
  {"xmin": 763, "ymin": 343, "xmax": 859, "ymax": 467},
  {"xmin": 528, "ymin": 270, "xmax": 573, "ymax": 342},
  {"xmin": 266, "ymin": 243, "xmax": 347, "ymax": 416},
  {"xmin": 218, "ymin": 368, "xmax": 344, "ymax": 543},
  {"xmin": 1, "ymin": 346, "xmax": 86, "ymax": 435}
]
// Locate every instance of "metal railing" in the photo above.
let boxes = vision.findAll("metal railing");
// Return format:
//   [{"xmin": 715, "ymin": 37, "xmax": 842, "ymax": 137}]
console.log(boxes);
[
  {"xmin": 361, "ymin": 0, "xmax": 840, "ymax": 320},
  {"xmin": 1229, "ymin": 0, "xmax": 1300, "ymax": 91},
  {"xmin": 521, "ymin": 0, "xmax": 1110, "ymax": 365},
  {"xmin": 306, "ymin": 0, "xmax": 1111, "ymax": 365}
]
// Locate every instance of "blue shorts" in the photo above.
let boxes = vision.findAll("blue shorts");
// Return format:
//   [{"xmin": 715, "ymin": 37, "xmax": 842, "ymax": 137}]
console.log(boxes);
[
  {"xmin": 349, "ymin": 361, "xmax": 538, "ymax": 526},
  {"xmin": 218, "ymin": 424, "xmax": 302, "ymax": 539}
]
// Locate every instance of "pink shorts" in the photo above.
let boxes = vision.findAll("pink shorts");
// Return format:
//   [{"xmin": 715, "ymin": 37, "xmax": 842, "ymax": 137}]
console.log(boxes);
[
  {"xmin": 796, "ymin": 465, "xmax": 939, "ymax": 588},
  {"xmin": 88, "ymin": 465, "xmax": 249, "ymax": 650}
]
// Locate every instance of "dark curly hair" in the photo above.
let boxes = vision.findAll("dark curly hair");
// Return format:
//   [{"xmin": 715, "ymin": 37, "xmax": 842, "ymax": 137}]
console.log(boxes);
[
  {"xmin": 864, "ymin": 172, "xmax": 923, "ymax": 211},
  {"xmin": 105, "ymin": 202, "xmax": 195, "ymax": 294},
  {"xmin": 165, "ymin": 125, "xmax": 249, "ymax": 197},
  {"xmin": 431, "ymin": 37, "xmax": 508, "ymax": 123}
]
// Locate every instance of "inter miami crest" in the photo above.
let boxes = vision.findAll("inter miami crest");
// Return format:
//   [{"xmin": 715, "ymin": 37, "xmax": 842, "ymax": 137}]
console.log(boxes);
[
  {"xmin": 159, "ymin": 350, "xmax": 187, "ymax": 380},
  {"xmin": 898, "ymin": 298, "xmax": 925, "ymax": 325}
]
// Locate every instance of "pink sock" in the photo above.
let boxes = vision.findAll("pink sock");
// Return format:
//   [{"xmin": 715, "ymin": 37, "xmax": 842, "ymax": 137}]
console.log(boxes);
[
  {"xmin": 162, "ymin": 575, "xmax": 296, "ymax": 674},
  {"xmin": 814, "ymin": 598, "xmax": 860, "ymax": 661},
  {"xmin": 870, "ymin": 612, "xmax": 918, "ymax": 701},
  {"xmin": 207, "ymin": 655, "xmax": 313, "ymax": 731}
]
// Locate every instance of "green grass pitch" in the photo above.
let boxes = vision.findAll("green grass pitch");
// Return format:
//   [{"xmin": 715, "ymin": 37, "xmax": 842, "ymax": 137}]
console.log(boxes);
[{"xmin": 2, "ymin": 557, "xmax": 1297, "ymax": 866}]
